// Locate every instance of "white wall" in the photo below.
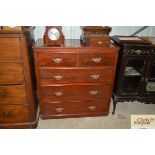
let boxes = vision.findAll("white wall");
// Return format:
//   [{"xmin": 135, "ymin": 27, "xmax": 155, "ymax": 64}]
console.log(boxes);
[{"xmin": 34, "ymin": 26, "xmax": 155, "ymax": 41}]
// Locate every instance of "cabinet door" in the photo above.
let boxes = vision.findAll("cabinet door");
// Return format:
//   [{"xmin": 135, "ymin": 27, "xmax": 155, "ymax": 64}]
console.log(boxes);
[
  {"xmin": 119, "ymin": 56, "xmax": 148, "ymax": 96},
  {"xmin": 143, "ymin": 52, "xmax": 155, "ymax": 96}
]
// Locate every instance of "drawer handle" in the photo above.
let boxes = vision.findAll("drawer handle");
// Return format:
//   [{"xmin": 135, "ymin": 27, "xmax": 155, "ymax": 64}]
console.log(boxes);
[
  {"xmin": 55, "ymin": 108, "xmax": 64, "ymax": 113},
  {"xmin": 3, "ymin": 112, "xmax": 9, "ymax": 118},
  {"xmin": 0, "ymin": 93, "xmax": 5, "ymax": 98},
  {"xmin": 92, "ymin": 57, "xmax": 102, "ymax": 63},
  {"xmin": 54, "ymin": 91, "xmax": 63, "ymax": 96},
  {"xmin": 135, "ymin": 49, "xmax": 142, "ymax": 55},
  {"xmin": 53, "ymin": 58, "xmax": 63, "ymax": 63},
  {"xmin": 91, "ymin": 74, "xmax": 100, "ymax": 80},
  {"xmin": 88, "ymin": 106, "xmax": 96, "ymax": 111},
  {"xmin": 54, "ymin": 75, "xmax": 63, "ymax": 80},
  {"xmin": 98, "ymin": 41, "xmax": 103, "ymax": 45},
  {"xmin": 89, "ymin": 90, "xmax": 98, "ymax": 95}
]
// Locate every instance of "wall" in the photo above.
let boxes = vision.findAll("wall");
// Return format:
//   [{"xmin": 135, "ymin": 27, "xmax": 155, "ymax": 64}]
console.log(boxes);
[{"xmin": 34, "ymin": 26, "xmax": 155, "ymax": 41}]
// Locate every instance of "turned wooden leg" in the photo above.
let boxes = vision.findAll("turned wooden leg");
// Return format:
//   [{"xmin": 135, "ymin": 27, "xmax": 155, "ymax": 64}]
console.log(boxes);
[{"xmin": 112, "ymin": 98, "xmax": 117, "ymax": 115}]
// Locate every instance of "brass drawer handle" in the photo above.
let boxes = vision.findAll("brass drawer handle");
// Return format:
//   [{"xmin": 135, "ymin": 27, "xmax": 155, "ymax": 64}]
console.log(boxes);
[
  {"xmin": 0, "ymin": 93, "xmax": 5, "ymax": 98},
  {"xmin": 54, "ymin": 75, "xmax": 63, "ymax": 80},
  {"xmin": 88, "ymin": 106, "xmax": 96, "ymax": 111},
  {"xmin": 53, "ymin": 58, "xmax": 63, "ymax": 63},
  {"xmin": 91, "ymin": 74, "xmax": 100, "ymax": 80},
  {"xmin": 135, "ymin": 49, "xmax": 142, "ymax": 55},
  {"xmin": 92, "ymin": 57, "xmax": 102, "ymax": 63},
  {"xmin": 89, "ymin": 90, "xmax": 98, "ymax": 95},
  {"xmin": 98, "ymin": 41, "xmax": 103, "ymax": 44},
  {"xmin": 55, "ymin": 108, "xmax": 64, "ymax": 113},
  {"xmin": 54, "ymin": 91, "xmax": 63, "ymax": 96}
]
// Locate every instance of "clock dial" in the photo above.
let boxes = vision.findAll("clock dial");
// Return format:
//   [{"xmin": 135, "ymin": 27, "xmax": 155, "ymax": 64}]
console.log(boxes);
[{"xmin": 48, "ymin": 28, "xmax": 60, "ymax": 40}]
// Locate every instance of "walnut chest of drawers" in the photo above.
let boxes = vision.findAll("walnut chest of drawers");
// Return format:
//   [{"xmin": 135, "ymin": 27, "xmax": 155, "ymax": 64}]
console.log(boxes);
[
  {"xmin": 0, "ymin": 27, "xmax": 38, "ymax": 128},
  {"xmin": 33, "ymin": 39, "xmax": 119, "ymax": 119}
]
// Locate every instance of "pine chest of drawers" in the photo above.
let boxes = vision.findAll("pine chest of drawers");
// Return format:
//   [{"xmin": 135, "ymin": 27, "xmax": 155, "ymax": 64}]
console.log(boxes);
[
  {"xmin": 33, "ymin": 39, "xmax": 119, "ymax": 119},
  {"xmin": 0, "ymin": 27, "xmax": 38, "ymax": 128}
]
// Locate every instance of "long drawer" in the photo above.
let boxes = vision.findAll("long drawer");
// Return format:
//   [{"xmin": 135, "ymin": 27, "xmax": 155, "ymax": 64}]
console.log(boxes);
[
  {"xmin": 40, "ymin": 84, "xmax": 111, "ymax": 101},
  {"xmin": 0, "ymin": 105, "xmax": 29, "ymax": 124},
  {"xmin": 41, "ymin": 100, "xmax": 109, "ymax": 117},
  {"xmin": 0, "ymin": 85, "xmax": 27, "ymax": 106},
  {"xmin": 0, "ymin": 38, "xmax": 21, "ymax": 62},
  {"xmin": 0, "ymin": 63, "xmax": 24, "ymax": 85},
  {"xmin": 39, "ymin": 67, "xmax": 113, "ymax": 84}
]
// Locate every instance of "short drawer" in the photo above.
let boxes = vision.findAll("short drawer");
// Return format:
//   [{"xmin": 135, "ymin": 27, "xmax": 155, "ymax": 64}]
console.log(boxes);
[
  {"xmin": 41, "ymin": 100, "xmax": 109, "ymax": 117},
  {"xmin": 0, "ymin": 63, "xmax": 24, "ymax": 85},
  {"xmin": 41, "ymin": 84, "xmax": 111, "ymax": 101},
  {"xmin": 39, "ymin": 67, "xmax": 113, "ymax": 84},
  {"xmin": 78, "ymin": 52, "xmax": 114, "ymax": 66},
  {"xmin": 0, "ymin": 105, "xmax": 29, "ymax": 124},
  {"xmin": 89, "ymin": 37, "xmax": 111, "ymax": 47},
  {"xmin": 0, "ymin": 85, "xmax": 27, "ymax": 106},
  {"xmin": 38, "ymin": 52, "xmax": 76, "ymax": 67},
  {"xmin": 0, "ymin": 38, "xmax": 21, "ymax": 62}
]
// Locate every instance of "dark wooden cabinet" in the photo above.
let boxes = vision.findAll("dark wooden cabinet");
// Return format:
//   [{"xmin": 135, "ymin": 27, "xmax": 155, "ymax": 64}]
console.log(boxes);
[
  {"xmin": 33, "ymin": 39, "xmax": 119, "ymax": 119},
  {"xmin": 112, "ymin": 36, "xmax": 155, "ymax": 114},
  {"xmin": 0, "ymin": 27, "xmax": 38, "ymax": 128}
]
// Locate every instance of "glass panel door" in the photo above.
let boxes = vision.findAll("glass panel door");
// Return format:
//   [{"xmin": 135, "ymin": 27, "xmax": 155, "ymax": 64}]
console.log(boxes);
[{"xmin": 120, "ymin": 57, "xmax": 146, "ymax": 96}]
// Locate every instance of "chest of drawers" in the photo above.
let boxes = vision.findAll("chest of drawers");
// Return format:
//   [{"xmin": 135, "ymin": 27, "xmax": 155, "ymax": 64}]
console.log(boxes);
[
  {"xmin": 33, "ymin": 39, "xmax": 119, "ymax": 119},
  {"xmin": 0, "ymin": 27, "xmax": 38, "ymax": 128}
]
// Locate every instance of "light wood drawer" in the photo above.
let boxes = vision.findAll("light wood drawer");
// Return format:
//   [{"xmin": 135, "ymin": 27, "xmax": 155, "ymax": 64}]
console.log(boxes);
[
  {"xmin": 0, "ymin": 63, "xmax": 24, "ymax": 85},
  {"xmin": 0, "ymin": 38, "xmax": 21, "ymax": 62},
  {"xmin": 39, "ymin": 67, "xmax": 113, "ymax": 84},
  {"xmin": 0, "ymin": 85, "xmax": 27, "ymax": 106},
  {"xmin": 0, "ymin": 105, "xmax": 29, "ymax": 124}
]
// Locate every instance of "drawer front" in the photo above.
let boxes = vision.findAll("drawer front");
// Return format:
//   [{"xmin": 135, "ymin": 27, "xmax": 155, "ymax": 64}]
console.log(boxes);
[
  {"xmin": 0, "ymin": 105, "xmax": 29, "ymax": 123},
  {"xmin": 78, "ymin": 52, "xmax": 114, "ymax": 66},
  {"xmin": 41, "ymin": 84, "xmax": 111, "ymax": 101},
  {"xmin": 38, "ymin": 52, "xmax": 76, "ymax": 67},
  {"xmin": 0, "ymin": 38, "xmax": 21, "ymax": 62},
  {"xmin": 89, "ymin": 38, "xmax": 111, "ymax": 47},
  {"xmin": 39, "ymin": 67, "xmax": 113, "ymax": 84},
  {"xmin": 0, "ymin": 63, "xmax": 24, "ymax": 85},
  {"xmin": 0, "ymin": 85, "xmax": 27, "ymax": 106},
  {"xmin": 41, "ymin": 100, "xmax": 109, "ymax": 116}
]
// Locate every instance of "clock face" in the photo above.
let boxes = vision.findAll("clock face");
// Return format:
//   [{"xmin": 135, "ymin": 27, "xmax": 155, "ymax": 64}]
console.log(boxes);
[{"xmin": 48, "ymin": 28, "xmax": 60, "ymax": 40}]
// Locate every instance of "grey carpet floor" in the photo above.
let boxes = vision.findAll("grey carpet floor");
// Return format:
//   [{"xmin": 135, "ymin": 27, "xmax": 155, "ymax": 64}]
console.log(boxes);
[{"xmin": 37, "ymin": 100, "xmax": 155, "ymax": 129}]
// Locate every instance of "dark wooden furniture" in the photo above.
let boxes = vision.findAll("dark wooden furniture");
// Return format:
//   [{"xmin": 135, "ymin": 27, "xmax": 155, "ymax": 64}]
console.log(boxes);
[
  {"xmin": 112, "ymin": 36, "xmax": 155, "ymax": 114},
  {"xmin": 33, "ymin": 39, "xmax": 119, "ymax": 119},
  {"xmin": 0, "ymin": 27, "xmax": 38, "ymax": 128}
]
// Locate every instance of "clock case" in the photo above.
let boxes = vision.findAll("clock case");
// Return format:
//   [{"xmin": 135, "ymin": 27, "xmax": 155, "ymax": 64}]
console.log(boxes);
[{"xmin": 44, "ymin": 26, "xmax": 64, "ymax": 46}]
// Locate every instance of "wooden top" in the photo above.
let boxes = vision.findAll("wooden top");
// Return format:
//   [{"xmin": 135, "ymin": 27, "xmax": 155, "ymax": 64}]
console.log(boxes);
[
  {"xmin": 34, "ymin": 39, "xmax": 119, "ymax": 50},
  {"xmin": 142, "ymin": 37, "xmax": 155, "ymax": 45}
]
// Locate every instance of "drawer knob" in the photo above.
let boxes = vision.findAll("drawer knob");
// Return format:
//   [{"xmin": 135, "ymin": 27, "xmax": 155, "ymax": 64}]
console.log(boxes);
[
  {"xmin": 54, "ymin": 91, "xmax": 63, "ymax": 96},
  {"xmin": 91, "ymin": 74, "xmax": 100, "ymax": 80},
  {"xmin": 0, "ymin": 93, "xmax": 5, "ymax": 98},
  {"xmin": 92, "ymin": 57, "xmax": 102, "ymax": 63},
  {"xmin": 53, "ymin": 58, "xmax": 63, "ymax": 63},
  {"xmin": 88, "ymin": 106, "xmax": 96, "ymax": 111},
  {"xmin": 54, "ymin": 75, "xmax": 63, "ymax": 80},
  {"xmin": 98, "ymin": 41, "xmax": 103, "ymax": 45},
  {"xmin": 89, "ymin": 90, "xmax": 98, "ymax": 95},
  {"xmin": 55, "ymin": 108, "xmax": 64, "ymax": 113},
  {"xmin": 135, "ymin": 49, "xmax": 142, "ymax": 55}
]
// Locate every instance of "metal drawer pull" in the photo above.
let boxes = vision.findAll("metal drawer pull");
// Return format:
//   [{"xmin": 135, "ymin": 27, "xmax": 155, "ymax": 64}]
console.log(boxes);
[
  {"xmin": 55, "ymin": 108, "xmax": 64, "ymax": 113},
  {"xmin": 135, "ymin": 49, "xmax": 142, "ymax": 55},
  {"xmin": 88, "ymin": 106, "xmax": 96, "ymax": 111},
  {"xmin": 98, "ymin": 41, "xmax": 103, "ymax": 44},
  {"xmin": 89, "ymin": 90, "xmax": 98, "ymax": 95},
  {"xmin": 92, "ymin": 57, "xmax": 102, "ymax": 63},
  {"xmin": 0, "ymin": 93, "xmax": 5, "ymax": 98},
  {"xmin": 91, "ymin": 74, "xmax": 100, "ymax": 79},
  {"xmin": 54, "ymin": 91, "xmax": 63, "ymax": 96},
  {"xmin": 53, "ymin": 58, "xmax": 63, "ymax": 63},
  {"xmin": 54, "ymin": 75, "xmax": 63, "ymax": 80}
]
